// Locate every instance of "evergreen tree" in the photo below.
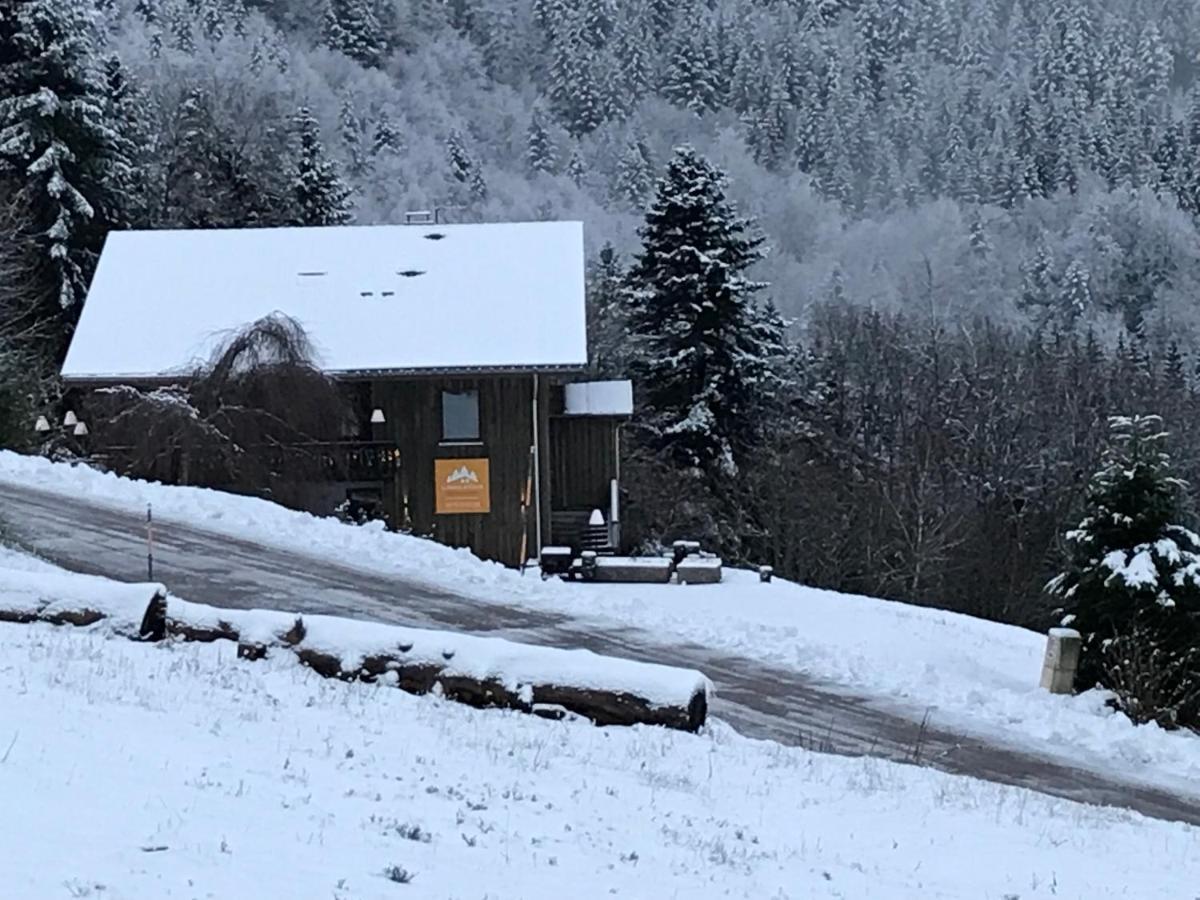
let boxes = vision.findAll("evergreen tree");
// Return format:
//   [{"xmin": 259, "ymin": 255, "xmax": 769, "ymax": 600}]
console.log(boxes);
[
  {"xmin": 1018, "ymin": 234, "xmax": 1056, "ymax": 315},
  {"xmin": 167, "ymin": 0, "xmax": 195, "ymax": 52},
  {"xmin": 586, "ymin": 243, "xmax": 627, "ymax": 377},
  {"xmin": 565, "ymin": 146, "xmax": 586, "ymax": 187},
  {"xmin": 614, "ymin": 138, "xmax": 654, "ymax": 208},
  {"xmin": 1058, "ymin": 259, "xmax": 1091, "ymax": 322},
  {"xmin": 445, "ymin": 128, "xmax": 476, "ymax": 184},
  {"xmin": 662, "ymin": 16, "xmax": 717, "ymax": 113},
  {"xmin": 1047, "ymin": 415, "xmax": 1200, "ymax": 728},
  {"xmin": 133, "ymin": 0, "xmax": 157, "ymax": 25},
  {"xmin": 323, "ymin": 0, "xmax": 383, "ymax": 67},
  {"xmin": 525, "ymin": 107, "xmax": 557, "ymax": 175},
  {"xmin": 288, "ymin": 106, "xmax": 353, "ymax": 226},
  {"xmin": 371, "ymin": 112, "xmax": 401, "ymax": 156},
  {"xmin": 624, "ymin": 146, "xmax": 786, "ymax": 473},
  {"xmin": 548, "ymin": 29, "xmax": 607, "ymax": 137},
  {"xmin": 0, "ymin": 0, "xmax": 135, "ymax": 318},
  {"xmin": 338, "ymin": 93, "xmax": 365, "ymax": 179}
]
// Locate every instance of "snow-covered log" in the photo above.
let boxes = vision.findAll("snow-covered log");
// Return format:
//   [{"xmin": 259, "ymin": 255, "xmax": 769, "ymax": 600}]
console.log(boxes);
[
  {"xmin": 0, "ymin": 570, "xmax": 710, "ymax": 732},
  {"xmin": 0, "ymin": 568, "xmax": 167, "ymax": 637}
]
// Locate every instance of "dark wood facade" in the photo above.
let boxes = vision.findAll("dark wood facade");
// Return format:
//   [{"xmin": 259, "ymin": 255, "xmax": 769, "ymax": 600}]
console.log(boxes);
[
  {"xmin": 356, "ymin": 373, "xmax": 624, "ymax": 566},
  {"xmin": 71, "ymin": 371, "xmax": 624, "ymax": 568},
  {"xmin": 361, "ymin": 374, "xmax": 550, "ymax": 566}
]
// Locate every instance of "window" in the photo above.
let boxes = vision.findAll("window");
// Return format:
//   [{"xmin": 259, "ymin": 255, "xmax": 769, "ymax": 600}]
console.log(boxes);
[{"xmin": 441, "ymin": 390, "xmax": 480, "ymax": 442}]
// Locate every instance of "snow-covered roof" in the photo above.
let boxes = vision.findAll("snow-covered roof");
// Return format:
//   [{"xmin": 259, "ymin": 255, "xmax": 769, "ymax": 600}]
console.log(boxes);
[{"xmin": 62, "ymin": 221, "xmax": 588, "ymax": 381}]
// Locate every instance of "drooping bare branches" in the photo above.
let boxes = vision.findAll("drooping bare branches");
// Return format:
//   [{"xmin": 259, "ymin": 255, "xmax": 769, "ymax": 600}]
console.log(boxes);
[{"xmin": 87, "ymin": 314, "xmax": 354, "ymax": 505}]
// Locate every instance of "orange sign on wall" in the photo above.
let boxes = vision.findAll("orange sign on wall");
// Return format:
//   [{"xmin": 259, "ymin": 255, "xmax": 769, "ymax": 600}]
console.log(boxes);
[{"xmin": 434, "ymin": 458, "xmax": 491, "ymax": 515}]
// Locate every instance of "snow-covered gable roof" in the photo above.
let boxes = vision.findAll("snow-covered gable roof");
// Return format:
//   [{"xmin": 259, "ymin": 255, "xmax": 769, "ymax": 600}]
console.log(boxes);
[{"xmin": 62, "ymin": 221, "xmax": 588, "ymax": 381}]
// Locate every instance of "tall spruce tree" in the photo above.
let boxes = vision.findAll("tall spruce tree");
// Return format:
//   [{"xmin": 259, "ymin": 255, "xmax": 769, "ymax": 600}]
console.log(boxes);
[
  {"xmin": 624, "ymin": 146, "xmax": 786, "ymax": 473},
  {"xmin": 1047, "ymin": 415, "xmax": 1200, "ymax": 727},
  {"xmin": 614, "ymin": 137, "xmax": 654, "ymax": 208},
  {"xmin": 0, "ymin": 0, "xmax": 135, "ymax": 321},
  {"xmin": 289, "ymin": 106, "xmax": 353, "ymax": 226},
  {"xmin": 323, "ymin": 0, "xmax": 383, "ymax": 67},
  {"xmin": 525, "ymin": 107, "xmax": 557, "ymax": 175}
]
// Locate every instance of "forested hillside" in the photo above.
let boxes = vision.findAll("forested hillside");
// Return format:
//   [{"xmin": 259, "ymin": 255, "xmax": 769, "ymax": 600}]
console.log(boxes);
[
  {"xmin": 9, "ymin": 0, "xmax": 1200, "ymax": 626},
  {"xmin": 8, "ymin": 0, "xmax": 1200, "ymax": 336}
]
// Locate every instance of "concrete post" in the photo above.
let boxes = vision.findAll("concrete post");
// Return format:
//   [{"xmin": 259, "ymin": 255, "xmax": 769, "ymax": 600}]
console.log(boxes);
[{"xmin": 1040, "ymin": 628, "xmax": 1082, "ymax": 694}]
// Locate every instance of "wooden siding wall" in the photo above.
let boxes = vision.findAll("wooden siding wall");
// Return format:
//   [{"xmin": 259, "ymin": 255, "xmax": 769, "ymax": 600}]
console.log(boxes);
[
  {"xmin": 549, "ymin": 416, "xmax": 620, "ymax": 510},
  {"xmin": 369, "ymin": 375, "xmax": 551, "ymax": 567}
]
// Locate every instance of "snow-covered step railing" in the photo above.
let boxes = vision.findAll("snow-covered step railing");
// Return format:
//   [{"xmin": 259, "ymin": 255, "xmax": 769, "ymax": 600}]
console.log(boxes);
[{"xmin": 0, "ymin": 568, "xmax": 711, "ymax": 733}]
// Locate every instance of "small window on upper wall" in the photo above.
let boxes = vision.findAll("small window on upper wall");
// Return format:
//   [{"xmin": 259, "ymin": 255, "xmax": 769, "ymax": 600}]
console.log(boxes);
[{"xmin": 442, "ymin": 389, "xmax": 480, "ymax": 442}]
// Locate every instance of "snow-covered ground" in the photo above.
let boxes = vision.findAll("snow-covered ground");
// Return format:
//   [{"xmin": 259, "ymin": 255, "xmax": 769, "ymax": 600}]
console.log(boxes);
[
  {"xmin": 2, "ymin": 451, "xmax": 1199, "ymax": 795},
  {"xmin": 2, "ymin": 616, "xmax": 1198, "ymax": 899}
]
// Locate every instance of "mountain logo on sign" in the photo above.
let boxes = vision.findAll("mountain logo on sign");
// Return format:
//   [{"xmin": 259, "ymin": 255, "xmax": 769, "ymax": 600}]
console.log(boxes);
[{"xmin": 446, "ymin": 465, "xmax": 479, "ymax": 485}]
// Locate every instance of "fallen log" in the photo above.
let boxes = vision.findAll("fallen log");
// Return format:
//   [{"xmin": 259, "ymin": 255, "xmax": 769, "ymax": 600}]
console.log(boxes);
[
  {"xmin": 0, "ymin": 567, "xmax": 166, "ymax": 638},
  {"xmin": 0, "ymin": 568, "xmax": 710, "ymax": 732}
]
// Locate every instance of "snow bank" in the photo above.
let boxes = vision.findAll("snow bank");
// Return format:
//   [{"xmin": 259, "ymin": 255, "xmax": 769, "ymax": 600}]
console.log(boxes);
[
  {"xmin": 3, "ymin": 620, "xmax": 1198, "ymax": 899},
  {"xmin": 0, "ymin": 450, "xmax": 531, "ymax": 595},
  {"xmin": 565, "ymin": 569, "xmax": 1200, "ymax": 793},
  {"xmin": 0, "ymin": 551, "xmax": 709, "ymax": 727},
  {"xmin": 3, "ymin": 451, "xmax": 1200, "ymax": 790}
]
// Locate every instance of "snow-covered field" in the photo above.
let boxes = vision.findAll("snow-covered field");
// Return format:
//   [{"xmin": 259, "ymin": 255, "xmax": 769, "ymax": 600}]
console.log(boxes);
[
  {"xmin": 2, "ymin": 614, "xmax": 1198, "ymax": 899},
  {"xmin": 3, "ymin": 451, "xmax": 1200, "ymax": 795}
]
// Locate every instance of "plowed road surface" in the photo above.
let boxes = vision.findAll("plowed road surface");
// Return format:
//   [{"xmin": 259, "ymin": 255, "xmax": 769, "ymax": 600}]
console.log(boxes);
[{"xmin": 2, "ymin": 480, "xmax": 1197, "ymax": 826}]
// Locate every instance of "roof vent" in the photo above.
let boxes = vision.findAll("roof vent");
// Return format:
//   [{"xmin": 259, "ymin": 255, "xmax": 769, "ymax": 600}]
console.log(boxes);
[
  {"xmin": 404, "ymin": 210, "xmax": 435, "ymax": 225},
  {"xmin": 424, "ymin": 232, "xmax": 446, "ymax": 241},
  {"xmin": 397, "ymin": 270, "xmax": 425, "ymax": 278}
]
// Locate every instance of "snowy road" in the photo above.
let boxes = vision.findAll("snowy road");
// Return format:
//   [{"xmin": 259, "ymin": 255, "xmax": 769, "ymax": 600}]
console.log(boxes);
[{"xmin": 2, "ymin": 480, "xmax": 1198, "ymax": 827}]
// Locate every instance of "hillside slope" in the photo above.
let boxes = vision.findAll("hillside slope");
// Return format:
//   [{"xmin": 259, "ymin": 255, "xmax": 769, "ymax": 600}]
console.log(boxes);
[{"xmin": 2, "ymin": 609, "xmax": 1199, "ymax": 898}]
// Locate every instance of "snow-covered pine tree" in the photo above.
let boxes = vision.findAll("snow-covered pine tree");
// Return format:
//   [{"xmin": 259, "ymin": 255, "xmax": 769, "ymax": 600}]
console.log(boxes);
[
  {"xmin": 1057, "ymin": 259, "xmax": 1091, "ymax": 323},
  {"xmin": 133, "ymin": 0, "xmax": 157, "ymax": 25},
  {"xmin": 1046, "ymin": 415, "xmax": 1200, "ymax": 728},
  {"xmin": 445, "ymin": 128, "xmax": 475, "ymax": 184},
  {"xmin": 1017, "ymin": 233, "xmax": 1056, "ymax": 315},
  {"xmin": 288, "ymin": 106, "xmax": 353, "ymax": 226},
  {"xmin": 614, "ymin": 138, "xmax": 654, "ymax": 208},
  {"xmin": 167, "ymin": 0, "xmax": 195, "ymax": 52},
  {"xmin": 525, "ymin": 107, "xmax": 557, "ymax": 175},
  {"xmin": 585, "ymin": 243, "xmax": 627, "ymax": 377},
  {"xmin": 338, "ymin": 93, "xmax": 365, "ymax": 179},
  {"xmin": 371, "ymin": 113, "xmax": 401, "ymax": 156},
  {"xmin": 662, "ymin": 16, "xmax": 718, "ymax": 113},
  {"xmin": 0, "ymin": 0, "xmax": 135, "ymax": 320},
  {"xmin": 565, "ymin": 146, "xmax": 586, "ymax": 187},
  {"xmin": 624, "ymin": 146, "xmax": 786, "ymax": 474},
  {"xmin": 323, "ymin": 0, "xmax": 383, "ymax": 68},
  {"xmin": 468, "ymin": 165, "xmax": 488, "ymax": 203}
]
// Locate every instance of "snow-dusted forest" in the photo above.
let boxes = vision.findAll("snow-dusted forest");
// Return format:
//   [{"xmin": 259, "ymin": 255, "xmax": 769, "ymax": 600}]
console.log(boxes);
[
  {"xmin": 10, "ymin": 0, "xmax": 1200, "ymax": 626},
  {"xmin": 11, "ymin": 0, "xmax": 1200, "ymax": 331}
]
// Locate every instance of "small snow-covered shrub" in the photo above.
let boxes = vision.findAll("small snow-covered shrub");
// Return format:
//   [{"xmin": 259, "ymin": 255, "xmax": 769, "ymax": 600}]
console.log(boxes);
[
  {"xmin": 1102, "ymin": 629, "xmax": 1200, "ymax": 731},
  {"xmin": 383, "ymin": 864, "xmax": 415, "ymax": 884},
  {"xmin": 393, "ymin": 823, "xmax": 432, "ymax": 844}
]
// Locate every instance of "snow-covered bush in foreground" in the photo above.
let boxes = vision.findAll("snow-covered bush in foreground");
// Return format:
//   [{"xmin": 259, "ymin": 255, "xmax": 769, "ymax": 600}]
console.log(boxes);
[
  {"xmin": 3, "ymin": 621, "xmax": 1199, "ymax": 899},
  {"xmin": 1048, "ymin": 415, "xmax": 1200, "ymax": 730}
]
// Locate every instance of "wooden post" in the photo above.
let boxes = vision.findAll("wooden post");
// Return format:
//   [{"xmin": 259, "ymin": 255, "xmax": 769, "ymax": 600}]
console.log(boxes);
[
  {"xmin": 518, "ymin": 445, "xmax": 535, "ymax": 573},
  {"xmin": 146, "ymin": 504, "xmax": 154, "ymax": 581},
  {"xmin": 1040, "ymin": 628, "xmax": 1082, "ymax": 694}
]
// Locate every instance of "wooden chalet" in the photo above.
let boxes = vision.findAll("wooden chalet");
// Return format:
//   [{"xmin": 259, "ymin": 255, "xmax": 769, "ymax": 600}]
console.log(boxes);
[{"xmin": 60, "ymin": 220, "xmax": 631, "ymax": 566}]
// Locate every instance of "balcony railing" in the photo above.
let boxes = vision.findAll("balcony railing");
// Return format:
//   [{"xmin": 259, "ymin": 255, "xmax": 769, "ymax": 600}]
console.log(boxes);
[
  {"xmin": 89, "ymin": 440, "xmax": 400, "ymax": 485},
  {"xmin": 263, "ymin": 440, "xmax": 400, "ymax": 482}
]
